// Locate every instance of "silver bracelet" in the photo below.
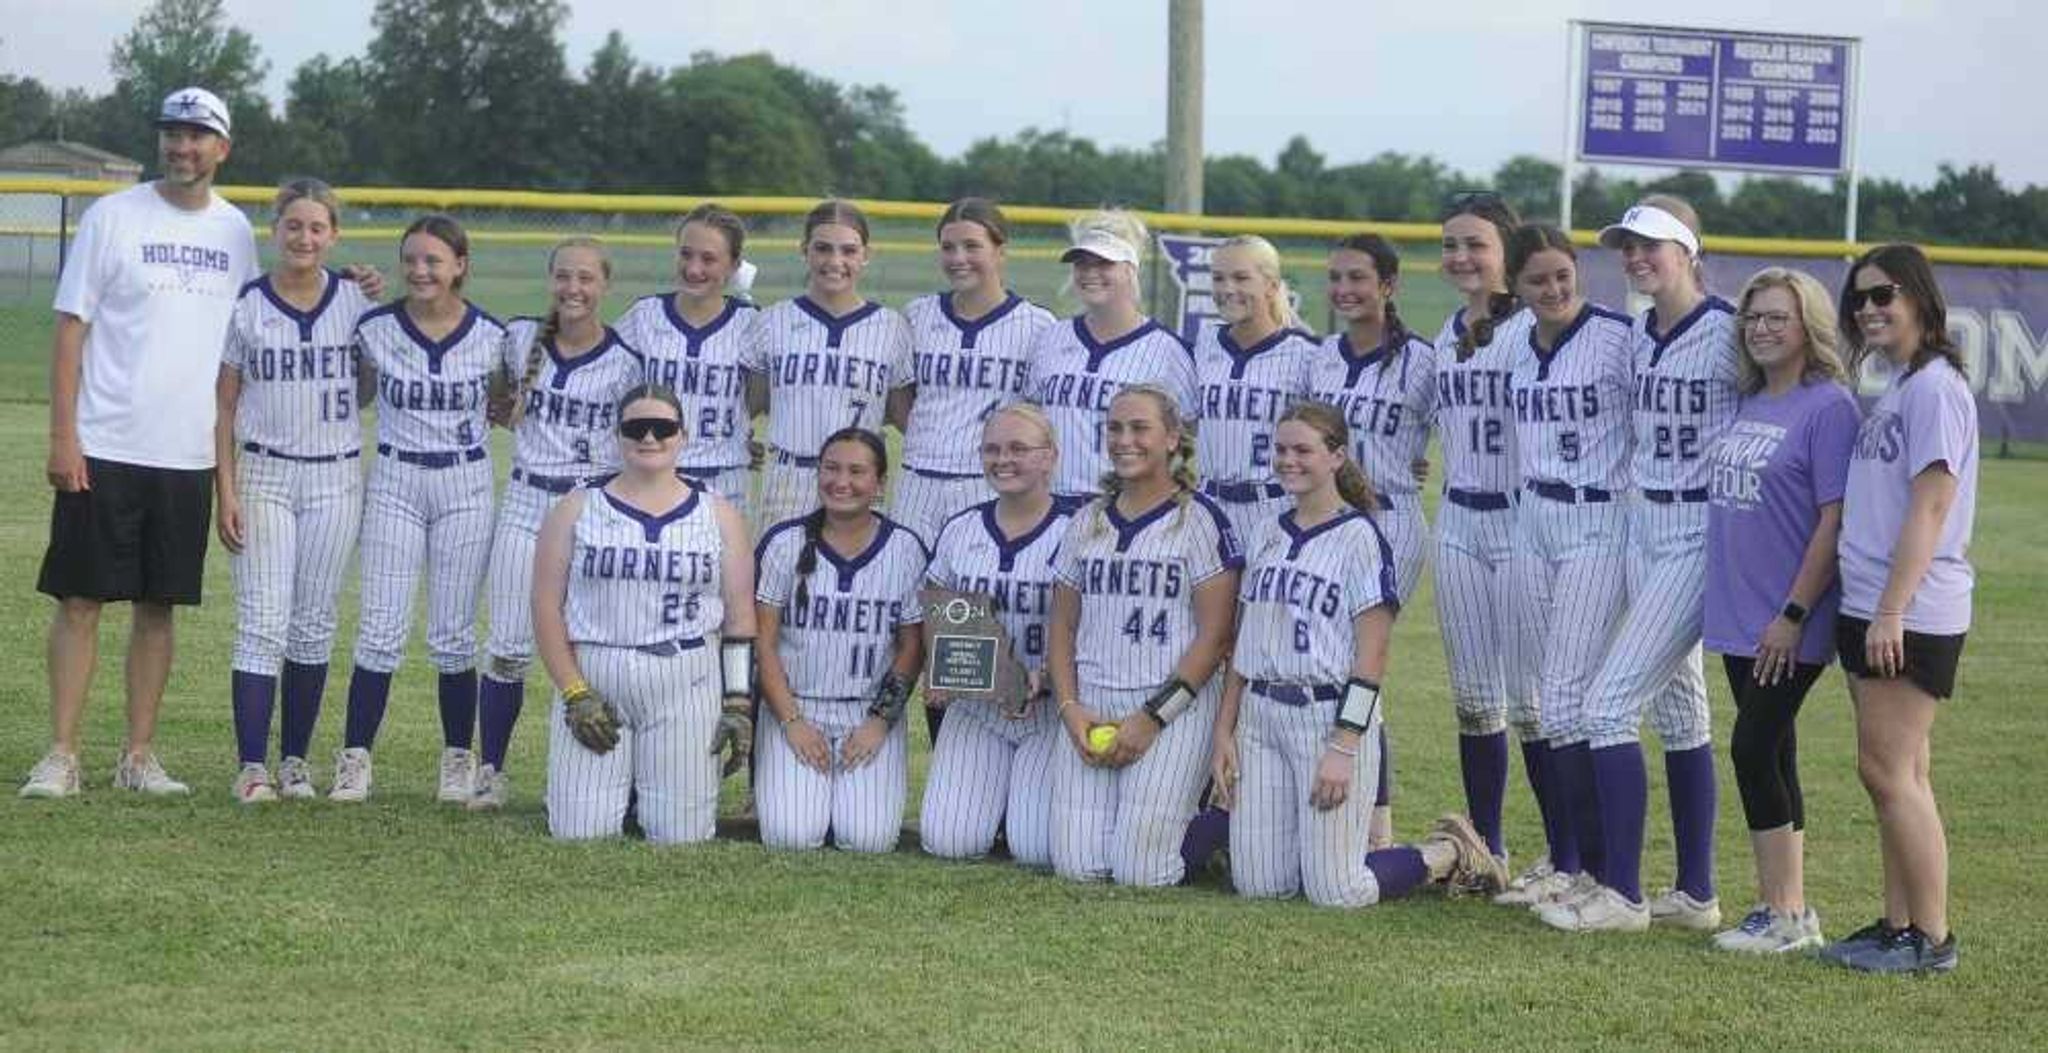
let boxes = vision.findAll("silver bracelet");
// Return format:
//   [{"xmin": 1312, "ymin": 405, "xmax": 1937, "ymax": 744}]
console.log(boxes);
[{"xmin": 1326, "ymin": 738, "xmax": 1360, "ymax": 758}]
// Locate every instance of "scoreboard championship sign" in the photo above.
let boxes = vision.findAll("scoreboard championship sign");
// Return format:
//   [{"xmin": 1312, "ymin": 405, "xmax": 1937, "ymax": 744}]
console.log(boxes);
[{"xmin": 1576, "ymin": 22, "xmax": 1858, "ymax": 174}]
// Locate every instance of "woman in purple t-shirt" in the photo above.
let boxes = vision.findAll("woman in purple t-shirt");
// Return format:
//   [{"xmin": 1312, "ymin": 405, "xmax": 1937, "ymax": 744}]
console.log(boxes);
[
  {"xmin": 1702, "ymin": 267, "xmax": 1858, "ymax": 955},
  {"xmin": 1820, "ymin": 244, "xmax": 1977, "ymax": 976}
]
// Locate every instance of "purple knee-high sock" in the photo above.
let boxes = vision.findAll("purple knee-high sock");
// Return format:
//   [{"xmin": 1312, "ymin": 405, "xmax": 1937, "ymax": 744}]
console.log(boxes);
[
  {"xmin": 343, "ymin": 667, "xmax": 393, "ymax": 751},
  {"xmin": 438, "ymin": 670, "xmax": 478, "ymax": 750},
  {"xmin": 477, "ymin": 675, "xmax": 525, "ymax": 770},
  {"xmin": 278, "ymin": 660, "xmax": 327, "ymax": 761},
  {"xmin": 1374, "ymin": 723, "xmax": 1393, "ymax": 807},
  {"xmin": 1557, "ymin": 741, "xmax": 1606, "ymax": 883},
  {"xmin": 1591, "ymin": 742, "xmax": 1648, "ymax": 902},
  {"xmin": 1525, "ymin": 740, "xmax": 1580, "ymax": 874},
  {"xmin": 1666, "ymin": 744, "xmax": 1719, "ymax": 901},
  {"xmin": 1179, "ymin": 806, "xmax": 1230, "ymax": 881},
  {"xmin": 1461, "ymin": 732, "xmax": 1510, "ymax": 856},
  {"xmin": 1364, "ymin": 846, "xmax": 1429, "ymax": 900},
  {"xmin": 231, "ymin": 671, "xmax": 276, "ymax": 765}
]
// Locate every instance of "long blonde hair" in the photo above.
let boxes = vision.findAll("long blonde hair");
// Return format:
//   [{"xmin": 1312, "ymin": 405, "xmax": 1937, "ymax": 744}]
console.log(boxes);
[
  {"xmin": 1734, "ymin": 267, "xmax": 1848, "ymax": 395},
  {"xmin": 508, "ymin": 236, "xmax": 611, "ymax": 428},
  {"xmin": 1086, "ymin": 384, "xmax": 1196, "ymax": 538},
  {"xmin": 1215, "ymin": 234, "xmax": 1305, "ymax": 332}
]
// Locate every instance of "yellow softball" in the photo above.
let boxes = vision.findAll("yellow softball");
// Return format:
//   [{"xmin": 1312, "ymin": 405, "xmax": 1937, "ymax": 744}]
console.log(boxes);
[{"xmin": 1087, "ymin": 724, "xmax": 1118, "ymax": 754}]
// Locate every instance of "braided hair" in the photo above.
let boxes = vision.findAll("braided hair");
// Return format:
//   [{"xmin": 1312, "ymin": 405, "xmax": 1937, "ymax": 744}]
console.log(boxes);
[
  {"xmin": 508, "ymin": 236, "xmax": 610, "ymax": 429},
  {"xmin": 1332, "ymin": 232, "xmax": 1412, "ymax": 372},
  {"xmin": 1088, "ymin": 384, "xmax": 1197, "ymax": 538},
  {"xmin": 792, "ymin": 427, "xmax": 891, "ymax": 610},
  {"xmin": 1440, "ymin": 195, "xmax": 1523, "ymax": 360}
]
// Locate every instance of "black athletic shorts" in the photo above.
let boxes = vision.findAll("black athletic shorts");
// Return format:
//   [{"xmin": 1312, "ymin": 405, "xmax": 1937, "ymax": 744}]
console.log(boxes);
[
  {"xmin": 37, "ymin": 457, "xmax": 213, "ymax": 605},
  {"xmin": 1835, "ymin": 615, "xmax": 1966, "ymax": 700}
]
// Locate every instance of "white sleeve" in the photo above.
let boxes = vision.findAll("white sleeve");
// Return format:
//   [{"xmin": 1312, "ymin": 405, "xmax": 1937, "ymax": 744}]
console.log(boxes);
[{"xmin": 52, "ymin": 201, "xmax": 111, "ymax": 321}]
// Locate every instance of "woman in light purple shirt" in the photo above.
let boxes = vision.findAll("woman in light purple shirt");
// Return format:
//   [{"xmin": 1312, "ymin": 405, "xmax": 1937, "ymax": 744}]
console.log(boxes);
[
  {"xmin": 1702, "ymin": 267, "xmax": 1859, "ymax": 955},
  {"xmin": 1820, "ymin": 244, "xmax": 1977, "ymax": 976}
]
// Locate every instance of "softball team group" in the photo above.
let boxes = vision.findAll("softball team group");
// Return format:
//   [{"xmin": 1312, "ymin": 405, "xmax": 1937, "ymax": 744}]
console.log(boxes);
[{"xmin": 34, "ymin": 177, "xmax": 1979, "ymax": 976}]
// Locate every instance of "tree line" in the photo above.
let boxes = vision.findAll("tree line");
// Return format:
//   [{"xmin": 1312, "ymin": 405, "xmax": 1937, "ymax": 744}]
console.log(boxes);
[{"xmin": 3, "ymin": 0, "xmax": 2044, "ymax": 249}]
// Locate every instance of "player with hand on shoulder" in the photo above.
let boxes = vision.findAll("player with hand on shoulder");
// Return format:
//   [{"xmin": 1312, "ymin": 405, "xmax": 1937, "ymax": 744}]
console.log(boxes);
[
  {"xmin": 1212, "ymin": 402, "xmax": 1504, "ymax": 905},
  {"xmin": 1046, "ymin": 385, "xmax": 1240, "ymax": 886},
  {"xmin": 533, "ymin": 384, "xmax": 757, "ymax": 843},
  {"xmin": 473, "ymin": 237, "xmax": 643, "ymax": 810},
  {"xmin": 742, "ymin": 201, "xmax": 913, "ymax": 529},
  {"xmin": 919, "ymin": 405, "xmax": 1075, "ymax": 865},
  {"xmin": 754, "ymin": 429, "xmax": 928, "ymax": 852},
  {"xmin": 1025, "ymin": 210, "xmax": 1196, "ymax": 504},
  {"xmin": 213, "ymin": 179, "xmax": 376, "ymax": 804},
  {"xmin": 615, "ymin": 204, "xmax": 761, "ymax": 510},
  {"xmin": 332, "ymin": 215, "xmax": 505, "ymax": 805}
]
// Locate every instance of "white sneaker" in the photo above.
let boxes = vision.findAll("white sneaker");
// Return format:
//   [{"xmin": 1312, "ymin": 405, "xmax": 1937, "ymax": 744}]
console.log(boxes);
[
  {"xmin": 466, "ymin": 763, "xmax": 506, "ymax": 811},
  {"xmin": 113, "ymin": 751, "xmax": 191, "ymax": 796},
  {"xmin": 330, "ymin": 747, "xmax": 373, "ymax": 802},
  {"xmin": 1649, "ymin": 888, "xmax": 1724, "ymax": 931},
  {"xmin": 277, "ymin": 756, "xmax": 317, "ymax": 800},
  {"xmin": 233, "ymin": 763, "xmax": 277, "ymax": 804},
  {"xmin": 1531, "ymin": 872, "xmax": 1601, "ymax": 924},
  {"xmin": 437, "ymin": 747, "xmax": 477, "ymax": 803},
  {"xmin": 1714, "ymin": 906, "xmax": 1825, "ymax": 954},
  {"xmin": 1491, "ymin": 857, "xmax": 1556, "ymax": 906},
  {"xmin": 1540, "ymin": 884, "xmax": 1650, "ymax": 933},
  {"xmin": 19, "ymin": 750, "xmax": 81, "ymax": 799}
]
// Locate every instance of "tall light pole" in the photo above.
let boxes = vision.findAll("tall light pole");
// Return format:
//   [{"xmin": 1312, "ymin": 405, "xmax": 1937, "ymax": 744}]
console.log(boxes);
[{"xmin": 1165, "ymin": 0, "xmax": 1203, "ymax": 215}]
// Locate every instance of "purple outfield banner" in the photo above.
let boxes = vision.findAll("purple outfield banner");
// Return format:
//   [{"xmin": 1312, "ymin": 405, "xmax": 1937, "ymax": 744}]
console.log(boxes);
[
  {"xmin": 1157, "ymin": 233, "xmax": 1225, "ymax": 345},
  {"xmin": 1580, "ymin": 250, "xmax": 2048, "ymax": 443},
  {"xmin": 1579, "ymin": 22, "xmax": 1855, "ymax": 174}
]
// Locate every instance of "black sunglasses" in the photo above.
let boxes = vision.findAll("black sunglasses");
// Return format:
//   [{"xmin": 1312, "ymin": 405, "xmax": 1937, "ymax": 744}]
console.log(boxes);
[
  {"xmin": 619, "ymin": 417, "xmax": 682, "ymax": 441},
  {"xmin": 1847, "ymin": 282, "xmax": 1903, "ymax": 311},
  {"xmin": 1443, "ymin": 190, "xmax": 1505, "ymax": 212}
]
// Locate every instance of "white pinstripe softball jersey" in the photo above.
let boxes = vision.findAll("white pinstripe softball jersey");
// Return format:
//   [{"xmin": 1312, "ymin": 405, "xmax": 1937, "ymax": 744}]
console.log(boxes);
[
  {"xmin": 1231, "ymin": 510, "xmax": 1397, "ymax": 686},
  {"xmin": 1629, "ymin": 297, "xmax": 1741, "ymax": 492},
  {"xmin": 902, "ymin": 292, "xmax": 1058, "ymax": 475},
  {"xmin": 1510, "ymin": 305, "xmax": 1636, "ymax": 492},
  {"xmin": 1310, "ymin": 331, "xmax": 1438, "ymax": 499},
  {"xmin": 223, "ymin": 270, "xmax": 374, "ymax": 458},
  {"xmin": 1026, "ymin": 318, "xmax": 1198, "ymax": 496},
  {"xmin": 742, "ymin": 297, "xmax": 913, "ymax": 457},
  {"xmin": 1432, "ymin": 307, "xmax": 1534, "ymax": 495},
  {"xmin": 500, "ymin": 319, "xmax": 643, "ymax": 477},
  {"xmin": 565, "ymin": 488, "xmax": 726, "ymax": 648},
  {"xmin": 1055, "ymin": 492, "xmax": 1242, "ymax": 690},
  {"xmin": 1193, "ymin": 324, "xmax": 1319, "ymax": 486},
  {"xmin": 614, "ymin": 293, "xmax": 758, "ymax": 471},
  {"xmin": 926, "ymin": 500, "xmax": 1075, "ymax": 672},
  {"xmin": 357, "ymin": 302, "xmax": 505, "ymax": 452},
  {"xmin": 756, "ymin": 514, "xmax": 929, "ymax": 700}
]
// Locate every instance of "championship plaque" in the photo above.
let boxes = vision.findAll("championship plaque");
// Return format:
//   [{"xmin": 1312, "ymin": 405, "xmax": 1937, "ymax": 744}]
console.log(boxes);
[{"xmin": 920, "ymin": 588, "xmax": 1032, "ymax": 717}]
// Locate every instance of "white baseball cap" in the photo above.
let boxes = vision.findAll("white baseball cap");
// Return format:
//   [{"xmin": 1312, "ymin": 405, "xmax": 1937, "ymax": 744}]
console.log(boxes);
[
  {"xmin": 1061, "ymin": 230, "xmax": 1140, "ymax": 266},
  {"xmin": 1598, "ymin": 204, "xmax": 1699, "ymax": 256},
  {"xmin": 156, "ymin": 87, "xmax": 232, "ymax": 139}
]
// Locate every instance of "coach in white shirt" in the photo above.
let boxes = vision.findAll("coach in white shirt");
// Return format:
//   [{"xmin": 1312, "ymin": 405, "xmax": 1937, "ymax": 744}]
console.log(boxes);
[{"xmin": 20, "ymin": 88, "xmax": 262, "ymax": 798}]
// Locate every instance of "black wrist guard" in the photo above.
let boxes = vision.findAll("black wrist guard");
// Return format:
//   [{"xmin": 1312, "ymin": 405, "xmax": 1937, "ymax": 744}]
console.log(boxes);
[
  {"xmin": 1141, "ymin": 678, "xmax": 1197, "ymax": 727},
  {"xmin": 1335, "ymin": 677, "xmax": 1382, "ymax": 734},
  {"xmin": 868, "ymin": 670, "xmax": 912, "ymax": 724}
]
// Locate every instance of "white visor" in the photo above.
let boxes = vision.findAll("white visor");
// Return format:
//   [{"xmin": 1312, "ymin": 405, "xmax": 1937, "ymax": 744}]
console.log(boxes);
[
  {"xmin": 1061, "ymin": 231, "xmax": 1140, "ymax": 267},
  {"xmin": 1597, "ymin": 205, "xmax": 1700, "ymax": 256}
]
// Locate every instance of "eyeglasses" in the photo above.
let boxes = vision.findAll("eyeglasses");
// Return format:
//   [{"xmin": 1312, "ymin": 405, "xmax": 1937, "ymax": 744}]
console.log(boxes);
[
  {"xmin": 1739, "ymin": 311, "xmax": 1794, "ymax": 334},
  {"xmin": 1847, "ymin": 282, "xmax": 1903, "ymax": 311},
  {"xmin": 979, "ymin": 442, "xmax": 1050, "ymax": 460},
  {"xmin": 619, "ymin": 417, "xmax": 682, "ymax": 441}
]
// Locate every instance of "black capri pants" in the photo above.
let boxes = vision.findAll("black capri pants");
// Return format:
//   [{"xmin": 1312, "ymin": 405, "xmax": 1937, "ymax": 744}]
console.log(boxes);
[{"xmin": 1722, "ymin": 655, "xmax": 1828, "ymax": 832}]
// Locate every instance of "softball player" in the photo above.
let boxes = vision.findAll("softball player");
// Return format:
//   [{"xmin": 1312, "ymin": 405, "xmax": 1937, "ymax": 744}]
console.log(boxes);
[
  {"xmin": 615, "ymin": 203, "xmax": 760, "ymax": 510},
  {"xmin": 533, "ymin": 384, "xmax": 758, "ymax": 843},
  {"xmin": 1211, "ymin": 402, "xmax": 1503, "ymax": 905},
  {"xmin": 1488, "ymin": 225, "xmax": 1639, "ymax": 930},
  {"xmin": 1567, "ymin": 197, "xmax": 1741, "ymax": 932},
  {"xmin": 1046, "ymin": 385, "xmax": 1241, "ymax": 887},
  {"xmin": 1025, "ymin": 209, "xmax": 1197, "ymax": 503},
  {"xmin": 333, "ymin": 214, "xmax": 504, "ymax": 804},
  {"xmin": 893, "ymin": 198, "xmax": 1057, "ymax": 544},
  {"xmin": 215, "ymin": 179, "xmax": 374, "ymax": 803},
  {"xmin": 1819, "ymin": 245, "xmax": 1975, "ymax": 975},
  {"xmin": 1193, "ymin": 235, "xmax": 1317, "ymax": 546},
  {"xmin": 754, "ymin": 428, "xmax": 928, "ymax": 852},
  {"xmin": 743, "ymin": 200, "xmax": 914, "ymax": 529},
  {"xmin": 473, "ymin": 237, "xmax": 643, "ymax": 810},
  {"xmin": 1428, "ymin": 194, "xmax": 1543, "ymax": 880},
  {"xmin": 918, "ymin": 405, "xmax": 1073, "ymax": 865}
]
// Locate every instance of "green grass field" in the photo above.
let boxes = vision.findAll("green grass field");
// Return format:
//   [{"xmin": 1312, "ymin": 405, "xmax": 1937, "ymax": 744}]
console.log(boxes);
[{"xmin": 2, "ymin": 239, "xmax": 2045, "ymax": 1050}]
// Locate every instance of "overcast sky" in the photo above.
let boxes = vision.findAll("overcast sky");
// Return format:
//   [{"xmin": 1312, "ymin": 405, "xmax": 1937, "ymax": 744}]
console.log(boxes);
[{"xmin": 2, "ymin": 0, "xmax": 2037, "ymax": 187}]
